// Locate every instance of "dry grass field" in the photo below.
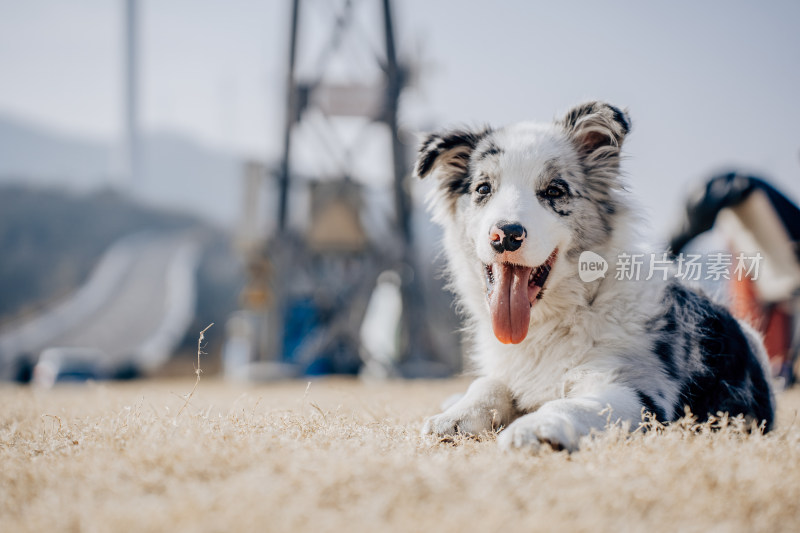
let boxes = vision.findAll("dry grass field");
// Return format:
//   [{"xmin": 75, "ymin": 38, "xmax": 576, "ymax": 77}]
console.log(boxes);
[{"xmin": 2, "ymin": 376, "xmax": 800, "ymax": 533}]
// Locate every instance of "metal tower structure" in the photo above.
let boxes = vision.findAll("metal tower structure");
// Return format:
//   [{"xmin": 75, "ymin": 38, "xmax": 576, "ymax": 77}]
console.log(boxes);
[{"xmin": 251, "ymin": 0, "xmax": 440, "ymax": 375}]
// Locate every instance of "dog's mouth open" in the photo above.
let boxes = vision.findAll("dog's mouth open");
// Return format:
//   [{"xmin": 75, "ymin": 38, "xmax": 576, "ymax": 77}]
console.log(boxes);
[{"xmin": 484, "ymin": 249, "xmax": 558, "ymax": 345}]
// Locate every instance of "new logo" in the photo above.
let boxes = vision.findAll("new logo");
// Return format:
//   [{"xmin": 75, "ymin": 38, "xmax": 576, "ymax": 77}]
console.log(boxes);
[{"xmin": 578, "ymin": 251, "xmax": 608, "ymax": 282}]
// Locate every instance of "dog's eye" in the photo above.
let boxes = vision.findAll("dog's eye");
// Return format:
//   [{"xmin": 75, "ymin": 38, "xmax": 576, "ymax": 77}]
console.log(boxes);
[
  {"xmin": 476, "ymin": 183, "xmax": 491, "ymax": 196},
  {"xmin": 544, "ymin": 185, "xmax": 565, "ymax": 198}
]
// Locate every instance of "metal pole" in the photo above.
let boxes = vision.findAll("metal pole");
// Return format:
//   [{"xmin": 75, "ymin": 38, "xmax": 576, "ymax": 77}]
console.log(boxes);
[
  {"xmin": 381, "ymin": 0, "xmax": 410, "ymax": 244},
  {"xmin": 277, "ymin": 0, "xmax": 301, "ymax": 231},
  {"xmin": 264, "ymin": 0, "xmax": 301, "ymax": 363},
  {"xmin": 123, "ymin": 0, "xmax": 139, "ymax": 188},
  {"xmin": 382, "ymin": 0, "xmax": 429, "ymax": 368}
]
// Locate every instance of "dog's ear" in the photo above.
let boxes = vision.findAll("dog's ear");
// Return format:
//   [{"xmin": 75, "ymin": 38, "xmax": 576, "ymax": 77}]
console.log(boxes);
[
  {"xmin": 560, "ymin": 101, "xmax": 630, "ymax": 159},
  {"xmin": 414, "ymin": 127, "xmax": 492, "ymax": 217},
  {"xmin": 415, "ymin": 127, "xmax": 491, "ymax": 182}
]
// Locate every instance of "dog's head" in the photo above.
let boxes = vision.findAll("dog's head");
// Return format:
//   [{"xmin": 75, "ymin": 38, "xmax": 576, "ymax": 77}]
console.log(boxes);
[{"xmin": 415, "ymin": 101, "xmax": 630, "ymax": 345}]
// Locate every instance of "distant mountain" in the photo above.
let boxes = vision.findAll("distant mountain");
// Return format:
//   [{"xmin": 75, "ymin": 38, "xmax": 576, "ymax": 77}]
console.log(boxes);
[
  {"xmin": 0, "ymin": 115, "xmax": 244, "ymax": 227},
  {"xmin": 0, "ymin": 115, "xmax": 110, "ymax": 189},
  {"xmin": 137, "ymin": 131, "xmax": 242, "ymax": 227}
]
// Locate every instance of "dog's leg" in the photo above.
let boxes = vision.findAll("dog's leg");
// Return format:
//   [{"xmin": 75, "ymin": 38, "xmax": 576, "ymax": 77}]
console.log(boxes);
[
  {"xmin": 422, "ymin": 377, "xmax": 518, "ymax": 437},
  {"xmin": 497, "ymin": 383, "xmax": 642, "ymax": 452}
]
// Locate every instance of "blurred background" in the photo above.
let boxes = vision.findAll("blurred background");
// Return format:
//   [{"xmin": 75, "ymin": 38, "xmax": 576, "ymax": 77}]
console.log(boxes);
[{"xmin": 0, "ymin": 0, "xmax": 798, "ymax": 385}]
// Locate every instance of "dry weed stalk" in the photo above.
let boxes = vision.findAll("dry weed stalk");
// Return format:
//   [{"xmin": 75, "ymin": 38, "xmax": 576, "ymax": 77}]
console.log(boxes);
[
  {"xmin": 41, "ymin": 414, "xmax": 62, "ymax": 432},
  {"xmin": 177, "ymin": 323, "xmax": 214, "ymax": 417}
]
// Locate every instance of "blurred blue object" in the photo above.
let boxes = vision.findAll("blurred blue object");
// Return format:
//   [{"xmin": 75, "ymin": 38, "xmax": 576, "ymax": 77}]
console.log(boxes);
[{"xmin": 282, "ymin": 298, "xmax": 319, "ymax": 365}]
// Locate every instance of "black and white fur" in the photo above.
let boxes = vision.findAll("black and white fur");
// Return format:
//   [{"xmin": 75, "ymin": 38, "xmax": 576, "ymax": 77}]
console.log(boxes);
[{"xmin": 416, "ymin": 101, "xmax": 774, "ymax": 452}]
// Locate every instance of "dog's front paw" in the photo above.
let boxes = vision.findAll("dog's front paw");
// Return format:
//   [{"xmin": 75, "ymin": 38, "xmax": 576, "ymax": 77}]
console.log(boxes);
[
  {"xmin": 496, "ymin": 412, "xmax": 579, "ymax": 452},
  {"xmin": 421, "ymin": 408, "xmax": 497, "ymax": 437}
]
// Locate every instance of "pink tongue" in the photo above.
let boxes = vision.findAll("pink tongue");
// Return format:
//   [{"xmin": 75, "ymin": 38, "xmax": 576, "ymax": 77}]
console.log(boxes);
[{"xmin": 489, "ymin": 263, "xmax": 533, "ymax": 344}]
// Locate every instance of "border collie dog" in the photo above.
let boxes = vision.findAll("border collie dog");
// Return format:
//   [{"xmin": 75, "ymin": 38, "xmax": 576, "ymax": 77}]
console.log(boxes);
[{"xmin": 415, "ymin": 101, "xmax": 774, "ymax": 451}]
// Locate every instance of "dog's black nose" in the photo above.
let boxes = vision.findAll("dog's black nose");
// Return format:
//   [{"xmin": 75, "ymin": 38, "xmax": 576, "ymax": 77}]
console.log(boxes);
[{"xmin": 490, "ymin": 222, "xmax": 527, "ymax": 253}]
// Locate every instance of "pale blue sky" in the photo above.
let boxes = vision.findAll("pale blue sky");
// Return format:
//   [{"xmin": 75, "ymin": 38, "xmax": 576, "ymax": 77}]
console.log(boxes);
[{"xmin": 0, "ymin": 0, "xmax": 798, "ymax": 234}]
